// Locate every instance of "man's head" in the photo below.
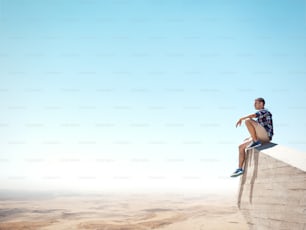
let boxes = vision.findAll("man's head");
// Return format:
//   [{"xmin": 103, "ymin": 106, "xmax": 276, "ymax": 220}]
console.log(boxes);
[{"xmin": 254, "ymin": 97, "xmax": 265, "ymax": 110}]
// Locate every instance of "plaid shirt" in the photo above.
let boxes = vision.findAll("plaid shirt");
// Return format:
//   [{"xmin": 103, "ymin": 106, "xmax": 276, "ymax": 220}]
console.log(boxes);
[{"xmin": 255, "ymin": 109, "xmax": 274, "ymax": 140}]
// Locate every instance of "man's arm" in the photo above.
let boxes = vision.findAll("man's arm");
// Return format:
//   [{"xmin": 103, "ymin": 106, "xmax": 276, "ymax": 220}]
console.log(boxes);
[{"xmin": 236, "ymin": 113, "xmax": 257, "ymax": 127}]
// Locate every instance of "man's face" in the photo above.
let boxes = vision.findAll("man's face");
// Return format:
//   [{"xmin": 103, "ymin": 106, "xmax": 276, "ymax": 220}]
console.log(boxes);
[{"xmin": 254, "ymin": 100, "xmax": 263, "ymax": 110}]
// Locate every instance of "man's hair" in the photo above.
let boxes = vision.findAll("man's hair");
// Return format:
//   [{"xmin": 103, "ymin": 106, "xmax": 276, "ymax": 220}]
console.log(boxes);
[{"xmin": 255, "ymin": 97, "xmax": 265, "ymax": 106}]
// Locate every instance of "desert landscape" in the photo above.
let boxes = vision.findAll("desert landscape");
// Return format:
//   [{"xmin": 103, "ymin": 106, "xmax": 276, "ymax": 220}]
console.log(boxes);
[{"xmin": 0, "ymin": 190, "xmax": 248, "ymax": 230}]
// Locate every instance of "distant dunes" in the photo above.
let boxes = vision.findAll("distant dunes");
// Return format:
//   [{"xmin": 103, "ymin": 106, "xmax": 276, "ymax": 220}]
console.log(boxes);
[{"xmin": 0, "ymin": 192, "xmax": 247, "ymax": 230}]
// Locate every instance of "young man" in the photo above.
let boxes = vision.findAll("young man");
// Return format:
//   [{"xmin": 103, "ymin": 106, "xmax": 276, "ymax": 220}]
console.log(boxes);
[{"xmin": 230, "ymin": 97, "xmax": 273, "ymax": 177}]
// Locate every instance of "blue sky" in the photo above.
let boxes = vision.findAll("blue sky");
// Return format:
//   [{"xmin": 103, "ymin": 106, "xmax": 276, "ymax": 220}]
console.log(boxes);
[{"xmin": 0, "ymin": 0, "xmax": 306, "ymax": 193}]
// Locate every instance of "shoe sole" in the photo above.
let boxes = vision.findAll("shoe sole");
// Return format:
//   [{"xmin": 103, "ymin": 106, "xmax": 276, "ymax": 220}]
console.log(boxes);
[
  {"xmin": 230, "ymin": 172, "xmax": 243, "ymax": 177},
  {"xmin": 246, "ymin": 143, "xmax": 261, "ymax": 150}
]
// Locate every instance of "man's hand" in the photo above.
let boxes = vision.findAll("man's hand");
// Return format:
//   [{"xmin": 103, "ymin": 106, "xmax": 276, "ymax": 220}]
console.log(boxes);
[
  {"xmin": 236, "ymin": 118, "xmax": 242, "ymax": 127},
  {"xmin": 236, "ymin": 114, "xmax": 256, "ymax": 127}
]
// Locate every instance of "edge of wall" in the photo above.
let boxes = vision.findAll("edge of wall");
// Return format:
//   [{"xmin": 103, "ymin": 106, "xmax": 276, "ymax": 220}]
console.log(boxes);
[{"xmin": 237, "ymin": 143, "xmax": 306, "ymax": 230}]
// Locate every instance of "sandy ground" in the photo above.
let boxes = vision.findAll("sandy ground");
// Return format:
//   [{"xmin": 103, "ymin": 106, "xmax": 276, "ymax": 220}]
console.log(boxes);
[{"xmin": 0, "ymin": 191, "xmax": 248, "ymax": 230}]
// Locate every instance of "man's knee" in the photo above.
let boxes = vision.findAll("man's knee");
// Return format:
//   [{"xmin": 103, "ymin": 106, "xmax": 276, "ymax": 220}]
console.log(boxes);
[
  {"xmin": 244, "ymin": 118, "xmax": 252, "ymax": 125},
  {"xmin": 239, "ymin": 139, "xmax": 251, "ymax": 150},
  {"xmin": 239, "ymin": 143, "xmax": 246, "ymax": 150}
]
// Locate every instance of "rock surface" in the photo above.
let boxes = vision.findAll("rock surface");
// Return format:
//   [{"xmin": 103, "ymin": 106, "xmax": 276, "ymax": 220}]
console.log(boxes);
[{"xmin": 238, "ymin": 143, "xmax": 306, "ymax": 230}]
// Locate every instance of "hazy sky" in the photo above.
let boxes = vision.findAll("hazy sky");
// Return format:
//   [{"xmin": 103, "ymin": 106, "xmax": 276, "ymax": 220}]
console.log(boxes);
[{"xmin": 1, "ymin": 0, "xmax": 306, "ymax": 193}]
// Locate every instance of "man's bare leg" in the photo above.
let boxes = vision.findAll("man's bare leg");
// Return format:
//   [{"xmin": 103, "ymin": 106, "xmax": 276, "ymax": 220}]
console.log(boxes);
[
  {"xmin": 238, "ymin": 137, "xmax": 252, "ymax": 169},
  {"xmin": 231, "ymin": 137, "xmax": 252, "ymax": 177},
  {"xmin": 245, "ymin": 119, "xmax": 258, "ymax": 141}
]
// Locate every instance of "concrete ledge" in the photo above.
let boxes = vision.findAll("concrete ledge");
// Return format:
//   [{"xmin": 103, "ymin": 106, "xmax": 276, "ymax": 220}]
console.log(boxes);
[{"xmin": 237, "ymin": 143, "xmax": 306, "ymax": 230}]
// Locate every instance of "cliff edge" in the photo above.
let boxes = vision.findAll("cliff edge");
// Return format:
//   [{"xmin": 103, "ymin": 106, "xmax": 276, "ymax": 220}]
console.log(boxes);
[{"xmin": 238, "ymin": 143, "xmax": 306, "ymax": 230}]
